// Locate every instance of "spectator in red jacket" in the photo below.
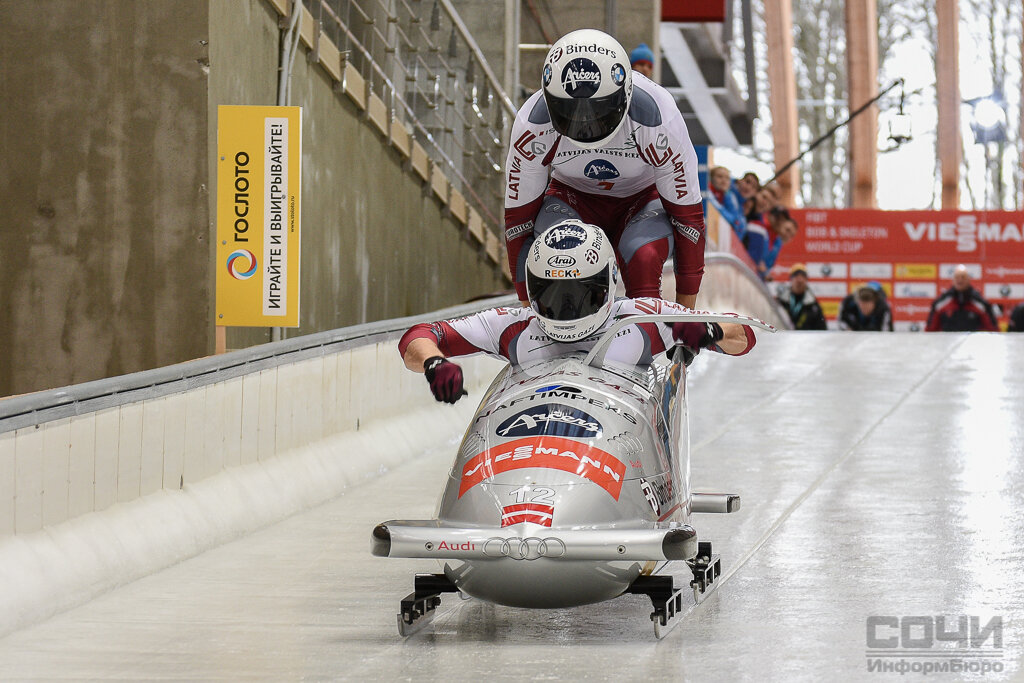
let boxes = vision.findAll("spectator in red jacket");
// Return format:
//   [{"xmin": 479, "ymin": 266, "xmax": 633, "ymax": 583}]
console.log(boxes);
[{"xmin": 925, "ymin": 265, "xmax": 998, "ymax": 332}]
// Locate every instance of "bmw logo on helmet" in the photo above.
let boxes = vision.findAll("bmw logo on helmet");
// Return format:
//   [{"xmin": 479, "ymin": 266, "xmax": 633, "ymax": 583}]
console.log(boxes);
[
  {"xmin": 610, "ymin": 63, "xmax": 626, "ymax": 86},
  {"xmin": 561, "ymin": 58, "xmax": 602, "ymax": 98},
  {"xmin": 543, "ymin": 63, "xmax": 552, "ymax": 87}
]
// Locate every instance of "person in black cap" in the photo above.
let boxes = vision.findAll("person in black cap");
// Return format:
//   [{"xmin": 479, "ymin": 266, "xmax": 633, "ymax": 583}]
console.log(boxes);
[
  {"xmin": 777, "ymin": 264, "xmax": 827, "ymax": 330},
  {"xmin": 838, "ymin": 284, "xmax": 893, "ymax": 331}
]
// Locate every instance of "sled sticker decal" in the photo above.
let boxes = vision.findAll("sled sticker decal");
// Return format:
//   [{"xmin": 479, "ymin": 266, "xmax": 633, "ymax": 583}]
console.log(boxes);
[{"xmin": 459, "ymin": 436, "xmax": 626, "ymax": 499}]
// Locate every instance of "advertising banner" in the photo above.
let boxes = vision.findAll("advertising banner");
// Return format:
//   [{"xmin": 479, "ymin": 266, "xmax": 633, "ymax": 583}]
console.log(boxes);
[
  {"xmin": 772, "ymin": 209, "xmax": 1024, "ymax": 329},
  {"xmin": 216, "ymin": 105, "xmax": 302, "ymax": 327}
]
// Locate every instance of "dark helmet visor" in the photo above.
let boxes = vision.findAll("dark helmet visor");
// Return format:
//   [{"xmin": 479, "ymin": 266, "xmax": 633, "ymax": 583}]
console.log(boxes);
[
  {"xmin": 545, "ymin": 89, "xmax": 628, "ymax": 143},
  {"xmin": 527, "ymin": 269, "xmax": 610, "ymax": 321}
]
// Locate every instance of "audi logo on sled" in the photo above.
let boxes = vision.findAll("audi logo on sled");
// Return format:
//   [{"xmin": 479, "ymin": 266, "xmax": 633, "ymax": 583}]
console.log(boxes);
[{"xmin": 483, "ymin": 536, "xmax": 566, "ymax": 560}]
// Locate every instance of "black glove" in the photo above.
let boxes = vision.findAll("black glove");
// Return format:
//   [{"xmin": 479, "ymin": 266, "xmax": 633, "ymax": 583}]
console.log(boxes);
[
  {"xmin": 423, "ymin": 356, "xmax": 467, "ymax": 404},
  {"xmin": 672, "ymin": 322, "xmax": 724, "ymax": 353}
]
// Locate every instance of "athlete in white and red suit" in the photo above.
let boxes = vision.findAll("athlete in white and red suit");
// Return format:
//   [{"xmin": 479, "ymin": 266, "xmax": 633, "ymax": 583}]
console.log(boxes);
[
  {"xmin": 504, "ymin": 72, "xmax": 706, "ymax": 309},
  {"xmin": 399, "ymin": 298, "xmax": 756, "ymax": 401}
]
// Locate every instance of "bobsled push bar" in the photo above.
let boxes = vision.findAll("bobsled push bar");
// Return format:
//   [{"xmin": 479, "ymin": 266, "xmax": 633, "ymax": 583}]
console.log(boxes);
[
  {"xmin": 584, "ymin": 312, "xmax": 776, "ymax": 369},
  {"xmin": 690, "ymin": 492, "xmax": 741, "ymax": 513},
  {"xmin": 372, "ymin": 522, "xmax": 698, "ymax": 562}
]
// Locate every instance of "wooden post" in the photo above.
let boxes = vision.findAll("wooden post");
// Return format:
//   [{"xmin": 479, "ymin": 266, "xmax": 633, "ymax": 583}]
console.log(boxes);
[
  {"xmin": 936, "ymin": 0, "xmax": 961, "ymax": 209},
  {"xmin": 763, "ymin": 0, "xmax": 800, "ymax": 206},
  {"xmin": 216, "ymin": 325, "xmax": 227, "ymax": 355},
  {"xmin": 846, "ymin": 0, "xmax": 879, "ymax": 208}
]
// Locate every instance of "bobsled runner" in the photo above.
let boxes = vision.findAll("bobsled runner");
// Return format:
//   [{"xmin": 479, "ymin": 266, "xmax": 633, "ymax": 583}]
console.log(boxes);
[{"xmin": 372, "ymin": 311, "xmax": 774, "ymax": 638}]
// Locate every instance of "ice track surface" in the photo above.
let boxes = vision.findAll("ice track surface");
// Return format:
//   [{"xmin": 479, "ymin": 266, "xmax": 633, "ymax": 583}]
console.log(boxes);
[{"xmin": 1, "ymin": 332, "xmax": 1023, "ymax": 681}]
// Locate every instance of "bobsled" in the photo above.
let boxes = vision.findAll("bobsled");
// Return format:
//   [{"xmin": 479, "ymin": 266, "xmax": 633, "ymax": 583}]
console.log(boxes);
[{"xmin": 372, "ymin": 312, "xmax": 774, "ymax": 638}]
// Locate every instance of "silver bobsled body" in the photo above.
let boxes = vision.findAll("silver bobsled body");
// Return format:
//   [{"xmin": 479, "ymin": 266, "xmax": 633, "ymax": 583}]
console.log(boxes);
[{"xmin": 373, "ymin": 312, "xmax": 769, "ymax": 612}]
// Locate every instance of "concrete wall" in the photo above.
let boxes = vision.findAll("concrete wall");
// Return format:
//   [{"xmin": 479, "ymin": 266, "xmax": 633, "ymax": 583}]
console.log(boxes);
[
  {"xmin": 517, "ymin": 1, "xmax": 660, "ymax": 97},
  {"xmin": 0, "ymin": 1, "xmax": 212, "ymax": 395},
  {"xmin": 0, "ymin": 0, "xmax": 509, "ymax": 393}
]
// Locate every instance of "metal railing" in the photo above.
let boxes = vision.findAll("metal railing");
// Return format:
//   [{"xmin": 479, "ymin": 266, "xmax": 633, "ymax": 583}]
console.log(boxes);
[{"xmin": 307, "ymin": 0, "xmax": 516, "ymax": 226}]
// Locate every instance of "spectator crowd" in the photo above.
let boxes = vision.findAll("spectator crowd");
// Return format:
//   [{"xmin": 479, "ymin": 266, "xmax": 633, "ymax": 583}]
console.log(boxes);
[
  {"xmin": 706, "ymin": 166, "xmax": 799, "ymax": 282},
  {"xmin": 704, "ymin": 168, "xmax": 1024, "ymax": 334}
]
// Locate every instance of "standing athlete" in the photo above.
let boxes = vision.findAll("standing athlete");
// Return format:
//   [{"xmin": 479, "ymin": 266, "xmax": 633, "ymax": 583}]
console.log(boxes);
[{"xmin": 504, "ymin": 29, "xmax": 706, "ymax": 310}]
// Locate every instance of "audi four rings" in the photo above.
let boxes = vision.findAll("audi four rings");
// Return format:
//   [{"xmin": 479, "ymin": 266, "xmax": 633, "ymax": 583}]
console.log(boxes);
[{"xmin": 482, "ymin": 537, "xmax": 567, "ymax": 560}]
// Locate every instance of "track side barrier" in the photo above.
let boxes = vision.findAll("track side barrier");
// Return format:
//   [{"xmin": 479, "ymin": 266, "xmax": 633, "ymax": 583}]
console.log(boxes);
[
  {"xmin": 0, "ymin": 295, "xmax": 517, "ymax": 539},
  {"xmin": 0, "ymin": 251, "xmax": 782, "ymax": 636}
]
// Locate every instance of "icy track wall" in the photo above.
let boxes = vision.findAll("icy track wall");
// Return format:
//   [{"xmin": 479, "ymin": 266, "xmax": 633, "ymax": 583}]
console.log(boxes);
[
  {"xmin": 0, "ymin": 296, "xmax": 512, "ymax": 637},
  {"xmin": 0, "ymin": 256, "xmax": 783, "ymax": 636}
]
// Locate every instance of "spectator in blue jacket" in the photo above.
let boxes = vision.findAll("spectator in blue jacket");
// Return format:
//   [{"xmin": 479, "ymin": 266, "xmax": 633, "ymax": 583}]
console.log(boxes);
[
  {"xmin": 706, "ymin": 166, "xmax": 747, "ymax": 239},
  {"xmin": 744, "ymin": 204, "xmax": 798, "ymax": 280}
]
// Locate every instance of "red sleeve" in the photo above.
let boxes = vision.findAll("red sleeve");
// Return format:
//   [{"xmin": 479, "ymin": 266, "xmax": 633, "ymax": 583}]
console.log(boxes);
[
  {"xmin": 637, "ymin": 322, "xmax": 668, "ymax": 356},
  {"xmin": 398, "ymin": 321, "xmax": 485, "ymax": 360},
  {"xmin": 660, "ymin": 199, "xmax": 706, "ymax": 296},
  {"xmin": 505, "ymin": 198, "xmax": 544, "ymax": 300}
]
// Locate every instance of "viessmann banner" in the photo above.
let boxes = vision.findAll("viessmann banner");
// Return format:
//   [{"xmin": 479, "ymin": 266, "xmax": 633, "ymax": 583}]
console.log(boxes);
[
  {"xmin": 771, "ymin": 209, "xmax": 1024, "ymax": 328},
  {"xmin": 216, "ymin": 105, "xmax": 301, "ymax": 327}
]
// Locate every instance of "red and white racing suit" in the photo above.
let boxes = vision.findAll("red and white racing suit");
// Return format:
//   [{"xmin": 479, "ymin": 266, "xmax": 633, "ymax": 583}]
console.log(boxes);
[
  {"xmin": 504, "ymin": 73, "xmax": 706, "ymax": 302},
  {"xmin": 399, "ymin": 298, "xmax": 754, "ymax": 368}
]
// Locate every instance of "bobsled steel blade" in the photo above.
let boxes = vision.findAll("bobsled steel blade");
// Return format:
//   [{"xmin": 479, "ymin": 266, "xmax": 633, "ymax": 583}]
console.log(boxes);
[
  {"xmin": 397, "ymin": 608, "xmax": 437, "ymax": 637},
  {"xmin": 584, "ymin": 312, "xmax": 776, "ymax": 368}
]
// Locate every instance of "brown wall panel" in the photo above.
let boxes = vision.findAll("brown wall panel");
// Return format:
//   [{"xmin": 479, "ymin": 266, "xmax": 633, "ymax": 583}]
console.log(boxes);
[{"xmin": 0, "ymin": 0, "xmax": 211, "ymax": 395}]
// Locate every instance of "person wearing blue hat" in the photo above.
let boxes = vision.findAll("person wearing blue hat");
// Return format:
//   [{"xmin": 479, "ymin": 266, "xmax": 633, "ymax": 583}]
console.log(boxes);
[{"xmin": 630, "ymin": 43, "xmax": 654, "ymax": 78}]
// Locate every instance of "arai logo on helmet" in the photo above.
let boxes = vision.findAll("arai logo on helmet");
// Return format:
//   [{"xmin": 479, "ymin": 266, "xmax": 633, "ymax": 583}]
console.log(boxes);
[
  {"xmin": 584, "ymin": 159, "xmax": 620, "ymax": 180},
  {"xmin": 561, "ymin": 58, "xmax": 601, "ymax": 98},
  {"xmin": 547, "ymin": 255, "xmax": 576, "ymax": 268},
  {"xmin": 543, "ymin": 224, "xmax": 588, "ymax": 249}
]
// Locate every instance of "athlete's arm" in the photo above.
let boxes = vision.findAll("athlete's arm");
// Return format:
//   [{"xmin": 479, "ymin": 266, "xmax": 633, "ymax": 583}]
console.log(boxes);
[
  {"xmin": 717, "ymin": 323, "xmax": 755, "ymax": 355},
  {"xmin": 401, "ymin": 337, "xmax": 443, "ymax": 373},
  {"xmin": 637, "ymin": 96, "xmax": 706, "ymax": 307}
]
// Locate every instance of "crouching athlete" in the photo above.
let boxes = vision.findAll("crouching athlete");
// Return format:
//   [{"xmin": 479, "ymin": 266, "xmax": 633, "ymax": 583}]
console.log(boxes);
[
  {"xmin": 504, "ymin": 29, "xmax": 707, "ymax": 309},
  {"xmin": 399, "ymin": 221, "xmax": 757, "ymax": 403}
]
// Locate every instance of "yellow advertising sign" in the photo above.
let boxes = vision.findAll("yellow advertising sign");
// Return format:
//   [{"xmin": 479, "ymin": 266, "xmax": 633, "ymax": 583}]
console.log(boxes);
[
  {"xmin": 894, "ymin": 263, "xmax": 937, "ymax": 280},
  {"xmin": 216, "ymin": 105, "xmax": 301, "ymax": 327},
  {"xmin": 849, "ymin": 281, "xmax": 893, "ymax": 297},
  {"xmin": 820, "ymin": 300, "xmax": 840, "ymax": 319}
]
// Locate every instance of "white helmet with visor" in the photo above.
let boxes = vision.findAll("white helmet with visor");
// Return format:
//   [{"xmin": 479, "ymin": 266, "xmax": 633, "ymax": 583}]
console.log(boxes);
[
  {"xmin": 527, "ymin": 220, "xmax": 618, "ymax": 342},
  {"xmin": 542, "ymin": 29, "xmax": 633, "ymax": 148}
]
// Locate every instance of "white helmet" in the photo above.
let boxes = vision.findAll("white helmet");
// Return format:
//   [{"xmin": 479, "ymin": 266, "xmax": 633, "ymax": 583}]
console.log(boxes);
[
  {"xmin": 527, "ymin": 220, "xmax": 618, "ymax": 342},
  {"xmin": 542, "ymin": 29, "xmax": 633, "ymax": 148}
]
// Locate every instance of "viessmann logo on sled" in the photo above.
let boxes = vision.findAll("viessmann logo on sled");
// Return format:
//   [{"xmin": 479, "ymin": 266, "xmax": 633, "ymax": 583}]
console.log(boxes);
[
  {"xmin": 496, "ymin": 403, "xmax": 602, "ymax": 438},
  {"xmin": 459, "ymin": 436, "xmax": 626, "ymax": 500}
]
